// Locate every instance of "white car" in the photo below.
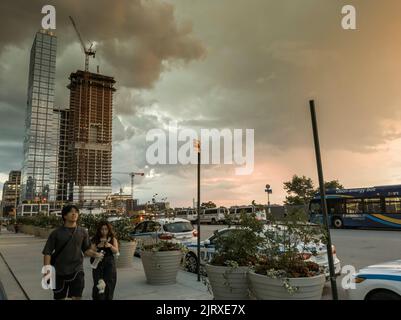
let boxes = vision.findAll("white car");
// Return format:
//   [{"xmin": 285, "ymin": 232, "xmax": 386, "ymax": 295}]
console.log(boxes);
[
  {"xmin": 130, "ymin": 218, "xmax": 197, "ymax": 255},
  {"xmin": 346, "ymin": 260, "xmax": 401, "ymax": 300},
  {"xmin": 184, "ymin": 226, "xmax": 342, "ymax": 276}
]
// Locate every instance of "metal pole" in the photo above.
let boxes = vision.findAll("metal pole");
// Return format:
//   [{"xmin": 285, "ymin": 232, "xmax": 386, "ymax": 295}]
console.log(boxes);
[
  {"xmin": 309, "ymin": 100, "xmax": 339, "ymax": 300},
  {"xmin": 15, "ymin": 178, "xmax": 18, "ymax": 224},
  {"xmin": 131, "ymin": 175, "xmax": 134, "ymax": 201},
  {"xmin": 197, "ymin": 148, "xmax": 201, "ymax": 282}
]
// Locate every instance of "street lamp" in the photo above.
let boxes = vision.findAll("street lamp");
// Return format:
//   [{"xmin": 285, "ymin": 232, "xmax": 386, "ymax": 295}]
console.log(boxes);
[{"xmin": 265, "ymin": 184, "xmax": 272, "ymax": 214}]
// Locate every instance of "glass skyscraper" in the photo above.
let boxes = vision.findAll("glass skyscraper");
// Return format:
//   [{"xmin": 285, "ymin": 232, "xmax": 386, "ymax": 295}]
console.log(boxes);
[{"xmin": 21, "ymin": 30, "xmax": 58, "ymax": 204}]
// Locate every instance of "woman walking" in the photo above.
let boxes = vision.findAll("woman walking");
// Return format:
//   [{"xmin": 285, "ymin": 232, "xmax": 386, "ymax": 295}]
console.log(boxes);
[{"xmin": 90, "ymin": 222, "xmax": 119, "ymax": 300}]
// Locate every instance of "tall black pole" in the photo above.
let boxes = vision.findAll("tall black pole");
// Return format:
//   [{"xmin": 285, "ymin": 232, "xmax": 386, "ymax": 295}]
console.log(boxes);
[
  {"xmin": 309, "ymin": 100, "xmax": 339, "ymax": 300},
  {"xmin": 197, "ymin": 146, "xmax": 201, "ymax": 281}
]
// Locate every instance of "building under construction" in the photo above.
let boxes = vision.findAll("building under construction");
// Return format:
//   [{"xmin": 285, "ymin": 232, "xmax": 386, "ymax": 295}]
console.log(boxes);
[{"xmin": 67, "ymin": 71, "xmax": 116, "ymax": 206}]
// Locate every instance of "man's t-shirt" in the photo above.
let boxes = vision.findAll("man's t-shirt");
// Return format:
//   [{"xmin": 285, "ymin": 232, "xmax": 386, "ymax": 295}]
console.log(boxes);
[{"xmin": 42, "ymin": 226, "xmax": 91, "ymax": 276}]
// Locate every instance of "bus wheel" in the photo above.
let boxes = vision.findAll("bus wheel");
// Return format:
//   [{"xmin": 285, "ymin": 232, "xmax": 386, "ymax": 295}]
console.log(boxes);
[
  {"xmin": 211, "ymin": 218, "xmax": 216, "ymax": 225},
  {"xmin": 333, "ymin": 217, "xmax": 343, "ymax": 229}
]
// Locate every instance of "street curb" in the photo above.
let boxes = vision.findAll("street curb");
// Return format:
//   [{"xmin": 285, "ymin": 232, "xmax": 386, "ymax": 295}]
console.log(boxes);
[
  {"xmin": 0, "ymin": 251, "xmax": 30, "ymax": 300},
  {"xmin": 0, "ymin": 279, "xmax": 7, "ymax": 300}
]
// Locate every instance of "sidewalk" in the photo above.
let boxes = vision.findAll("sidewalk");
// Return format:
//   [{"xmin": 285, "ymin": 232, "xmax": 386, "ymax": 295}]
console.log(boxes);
[{"xmin": 0, "ymin": 227, "xmax": 212, "ymax": 300}]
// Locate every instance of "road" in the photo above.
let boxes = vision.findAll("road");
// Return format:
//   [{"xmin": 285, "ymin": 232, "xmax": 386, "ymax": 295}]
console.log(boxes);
[{"xmin": 194, "ymin": 224, "xmax": 401, "ymax": 299}]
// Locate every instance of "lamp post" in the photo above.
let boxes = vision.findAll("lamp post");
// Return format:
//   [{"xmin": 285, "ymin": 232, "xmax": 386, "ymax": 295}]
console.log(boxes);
[
  {"xmin": 194, "ymin": 139, "xmax": 201, "ymax": 282},
  {"xmin": 265, "ymin": 184, "xmax": 272, "ymax": 214}
]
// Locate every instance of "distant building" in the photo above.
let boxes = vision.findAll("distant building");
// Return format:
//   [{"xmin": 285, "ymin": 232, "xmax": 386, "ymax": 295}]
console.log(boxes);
[
  {"xmin": 1, "ymin": 171, "xmax": 21, "ymax": 216},
  {"xmin": 21, "ymin": 30, "xmax": 58, "ymax": 204},
  {"xmin": 106, "ymin": 193, "xmax": 133, "ymax": 214},
  {"xmin": 67, "ymin": 71, "xmax": 116, "ymax": 206}
]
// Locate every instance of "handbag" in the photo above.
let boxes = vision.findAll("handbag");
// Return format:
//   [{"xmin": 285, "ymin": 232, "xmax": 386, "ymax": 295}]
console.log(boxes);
[{"xmin": 50, "ymin": 227, "xmax": 77, "ymax": 266}]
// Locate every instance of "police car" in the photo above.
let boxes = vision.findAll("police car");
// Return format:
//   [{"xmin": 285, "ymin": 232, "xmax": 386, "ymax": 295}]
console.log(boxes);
[
  {"xmin": 130, "ymin": 218, "xmax": 197, "ymax": 255},
  {"xmin": 346, "ymin": 260, "xmax": 401, "ymax": 300},
  {"xmin": 184, "ymin": 226, "xmax": 342, "ymax": 276}
]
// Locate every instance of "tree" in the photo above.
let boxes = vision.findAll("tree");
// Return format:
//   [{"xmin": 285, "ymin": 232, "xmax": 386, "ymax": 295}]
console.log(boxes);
[
  {"xmin": 322, "ymin": 180, "xmax": 344, "ymax": 191},
  {"xmin": 283, "ymin": 175, "xmax": 315, "ymax": 206},
  {"xmin": 201, "ymin": 201, "xmax": 217, "ymax": 208},
  {"xmin": 284, "ymin": 175, "xmax": 345, "ymax": 206}
]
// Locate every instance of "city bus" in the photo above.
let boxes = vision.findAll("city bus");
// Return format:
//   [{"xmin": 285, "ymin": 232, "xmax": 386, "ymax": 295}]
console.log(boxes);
[{"xmin": 309, "ymin": 185, "xmax": 401, "ymax": 229}]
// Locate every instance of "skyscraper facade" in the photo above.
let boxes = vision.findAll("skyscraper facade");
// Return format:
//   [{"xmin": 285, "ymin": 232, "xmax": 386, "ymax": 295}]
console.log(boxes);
[
  {"xmin": 21, "ymin": 30, "xmax": 58, "ymax": 204},
  {"xmin": 53, "ymin": 108, "xmax": 70, "ymax": 204},
  {"xmin": 67, "ymin": 71, "xmax": 115, "ymax": 206}
]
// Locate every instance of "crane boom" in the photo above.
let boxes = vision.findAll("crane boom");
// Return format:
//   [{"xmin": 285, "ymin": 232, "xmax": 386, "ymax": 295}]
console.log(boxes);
[
  {"xmin": 69, "ymin": 16, "xmax": 86, "ymax": 54},
  {"xmin": 69, "ymin": 16, "xmax": 96, "ymax": 72}
]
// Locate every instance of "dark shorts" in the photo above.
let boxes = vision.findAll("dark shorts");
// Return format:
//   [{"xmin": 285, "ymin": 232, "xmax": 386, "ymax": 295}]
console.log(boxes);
[{"xmin": 53, "ymin": 271, "xmax": 85, "ymax": 300}]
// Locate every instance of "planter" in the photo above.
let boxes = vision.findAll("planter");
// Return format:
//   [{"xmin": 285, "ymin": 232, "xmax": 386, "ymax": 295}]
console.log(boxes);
[
  {"xmin": 38, "ymin": 227, "xmax": 55, "ymax": 239},
  {"xmin": 115, "ymin": 241, "xmax": 137, "ymax": 269},
  {"xmin": 24, "ymin": 225, "xmax": 34, "ymax": 235},
  {"xmin": 248, "ymin": 271, "xmax": 325, "ymax": 300},
  {"xmin": 19, "ymin": 225, "xmax": 27, "ymax": 234},
  {"xmin": 205, "ymin": 264, "xmax": 250, "ymax": 300},
  {"xmin": 141, "ymin": 250, "xmax": 183, "ymax": 285},
  {"xmin": 32, "ymin": 226, "xmax": 41, "ymax": 237}
]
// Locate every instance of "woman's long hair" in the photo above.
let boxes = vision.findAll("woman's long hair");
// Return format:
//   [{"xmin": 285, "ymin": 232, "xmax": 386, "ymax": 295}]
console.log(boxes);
[{"xmin": 92, "ymin": 221, "xmax": 116, "ymax": 245}]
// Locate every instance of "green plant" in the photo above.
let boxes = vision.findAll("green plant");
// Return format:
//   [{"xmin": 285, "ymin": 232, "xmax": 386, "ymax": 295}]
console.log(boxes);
[
  {"xmin": 17, "ymin": 215, "xmax": 62, "ymax": 228},
  {"xmin": 254, "ymin": 209, "xmax": 327, "ymax": 293},
  {"xmin": 110, "ymin": 217, "xmax": 136, "ymax": 242},
  {"xmin": 211, "ymin": 211, "xmax": 265, "ymax": 267}
]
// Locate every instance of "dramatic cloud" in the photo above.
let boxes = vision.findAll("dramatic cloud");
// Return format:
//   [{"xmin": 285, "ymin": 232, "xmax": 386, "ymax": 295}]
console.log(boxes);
[
  {"xmin": 0, "ymin": 0, "xmax": 206, "ymax": 88},
  {"xmin": 1, "ymin": 0, "xmax": 401, "ymax": 206}
]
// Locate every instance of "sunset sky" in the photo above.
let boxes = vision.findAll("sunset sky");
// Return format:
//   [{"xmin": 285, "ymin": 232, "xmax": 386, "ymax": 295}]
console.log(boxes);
[{"xmin": 1, "ymin": 0, "xmax": 401, "ymax": 207}]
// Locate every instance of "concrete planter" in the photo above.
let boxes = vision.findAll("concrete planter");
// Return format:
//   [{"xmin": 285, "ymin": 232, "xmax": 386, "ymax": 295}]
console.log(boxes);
[
  {"xmin": 38, "ymin": 227, "xmax": 55, "ymax": 239},
  {"xmin": 24, "ymin": 225, "xmax": 34, "ymax": 235},
  {"xmin": 141, "ymin": 250, "xmax": 183, "ymax": 285},
  {"xmin": 248, "ymin": 271, "xmax": 326, "ymax": 300},
  {"xmin": 205, "ymin": 264, "xmax": 250, "ymax": 300},
  {"xmin": 116, "ymin": 241, "xmax": 137, "ymax": 269},
  {"xmin": 32, "ymin": 226, "xmax": 41, "ymax": 237},
  {"xmin": 19, "ymin": 225, "xmax": 27, "ymax": 234}
]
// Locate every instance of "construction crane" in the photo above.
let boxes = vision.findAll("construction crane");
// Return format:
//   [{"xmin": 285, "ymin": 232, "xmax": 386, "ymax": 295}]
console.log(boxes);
[
  {"xmin": 69, "ymin": 16, "xmax": 96, "ymax": 72},
  {"xmin": 113, "ymin": 172, "xmax": 145, "ymax": 200}
]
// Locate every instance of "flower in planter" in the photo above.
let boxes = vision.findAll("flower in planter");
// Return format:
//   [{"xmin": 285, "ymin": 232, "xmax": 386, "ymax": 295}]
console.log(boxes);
[
  {"xmin": 110, "ymin": 217, "xmax": 136, "ymax": 242},
  {"xmin": 251, "ymin": 210, "xmax": 328, "ymax": 294},
  {"xmin": 210, "ymin": 210, "xmax": 265, "ymax": 268}
]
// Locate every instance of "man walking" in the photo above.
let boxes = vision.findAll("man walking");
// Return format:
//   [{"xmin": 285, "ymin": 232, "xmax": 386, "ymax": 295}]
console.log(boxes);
[{"xmin": 42, "ymin": 205, "xmax": 103, "ymax": 300}]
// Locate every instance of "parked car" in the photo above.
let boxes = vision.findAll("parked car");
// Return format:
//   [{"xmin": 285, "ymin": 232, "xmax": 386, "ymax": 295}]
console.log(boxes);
[
  {"xmin": 130, "ymin": 218, "xmax": 197, "ymax": 256},
  {"xmin": 346, "ymin": 260, "xmax": 401, "ymax": 300},
  {"xmin": 184, "ymin": 225, "xmax": 341, "ymax": 276}
]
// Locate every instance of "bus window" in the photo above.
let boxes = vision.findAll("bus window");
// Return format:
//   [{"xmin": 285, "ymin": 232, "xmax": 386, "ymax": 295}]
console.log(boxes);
[
  {"xmin": 346, "ymin": 199, "xmax": 363, "ymax": 214},
  {"xmin": 364, "ymin": 198, "xmax": 381, "ymax": 213},
  {"xmin": 385, "ymin": 197, "xmax": 401, "ymax": 214}
]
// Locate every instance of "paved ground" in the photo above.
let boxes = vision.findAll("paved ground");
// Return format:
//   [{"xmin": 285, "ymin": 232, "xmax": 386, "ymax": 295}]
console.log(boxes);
[{"xmin": 0, "ymin": 227, "xmax": 211, "ymax": 300}]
